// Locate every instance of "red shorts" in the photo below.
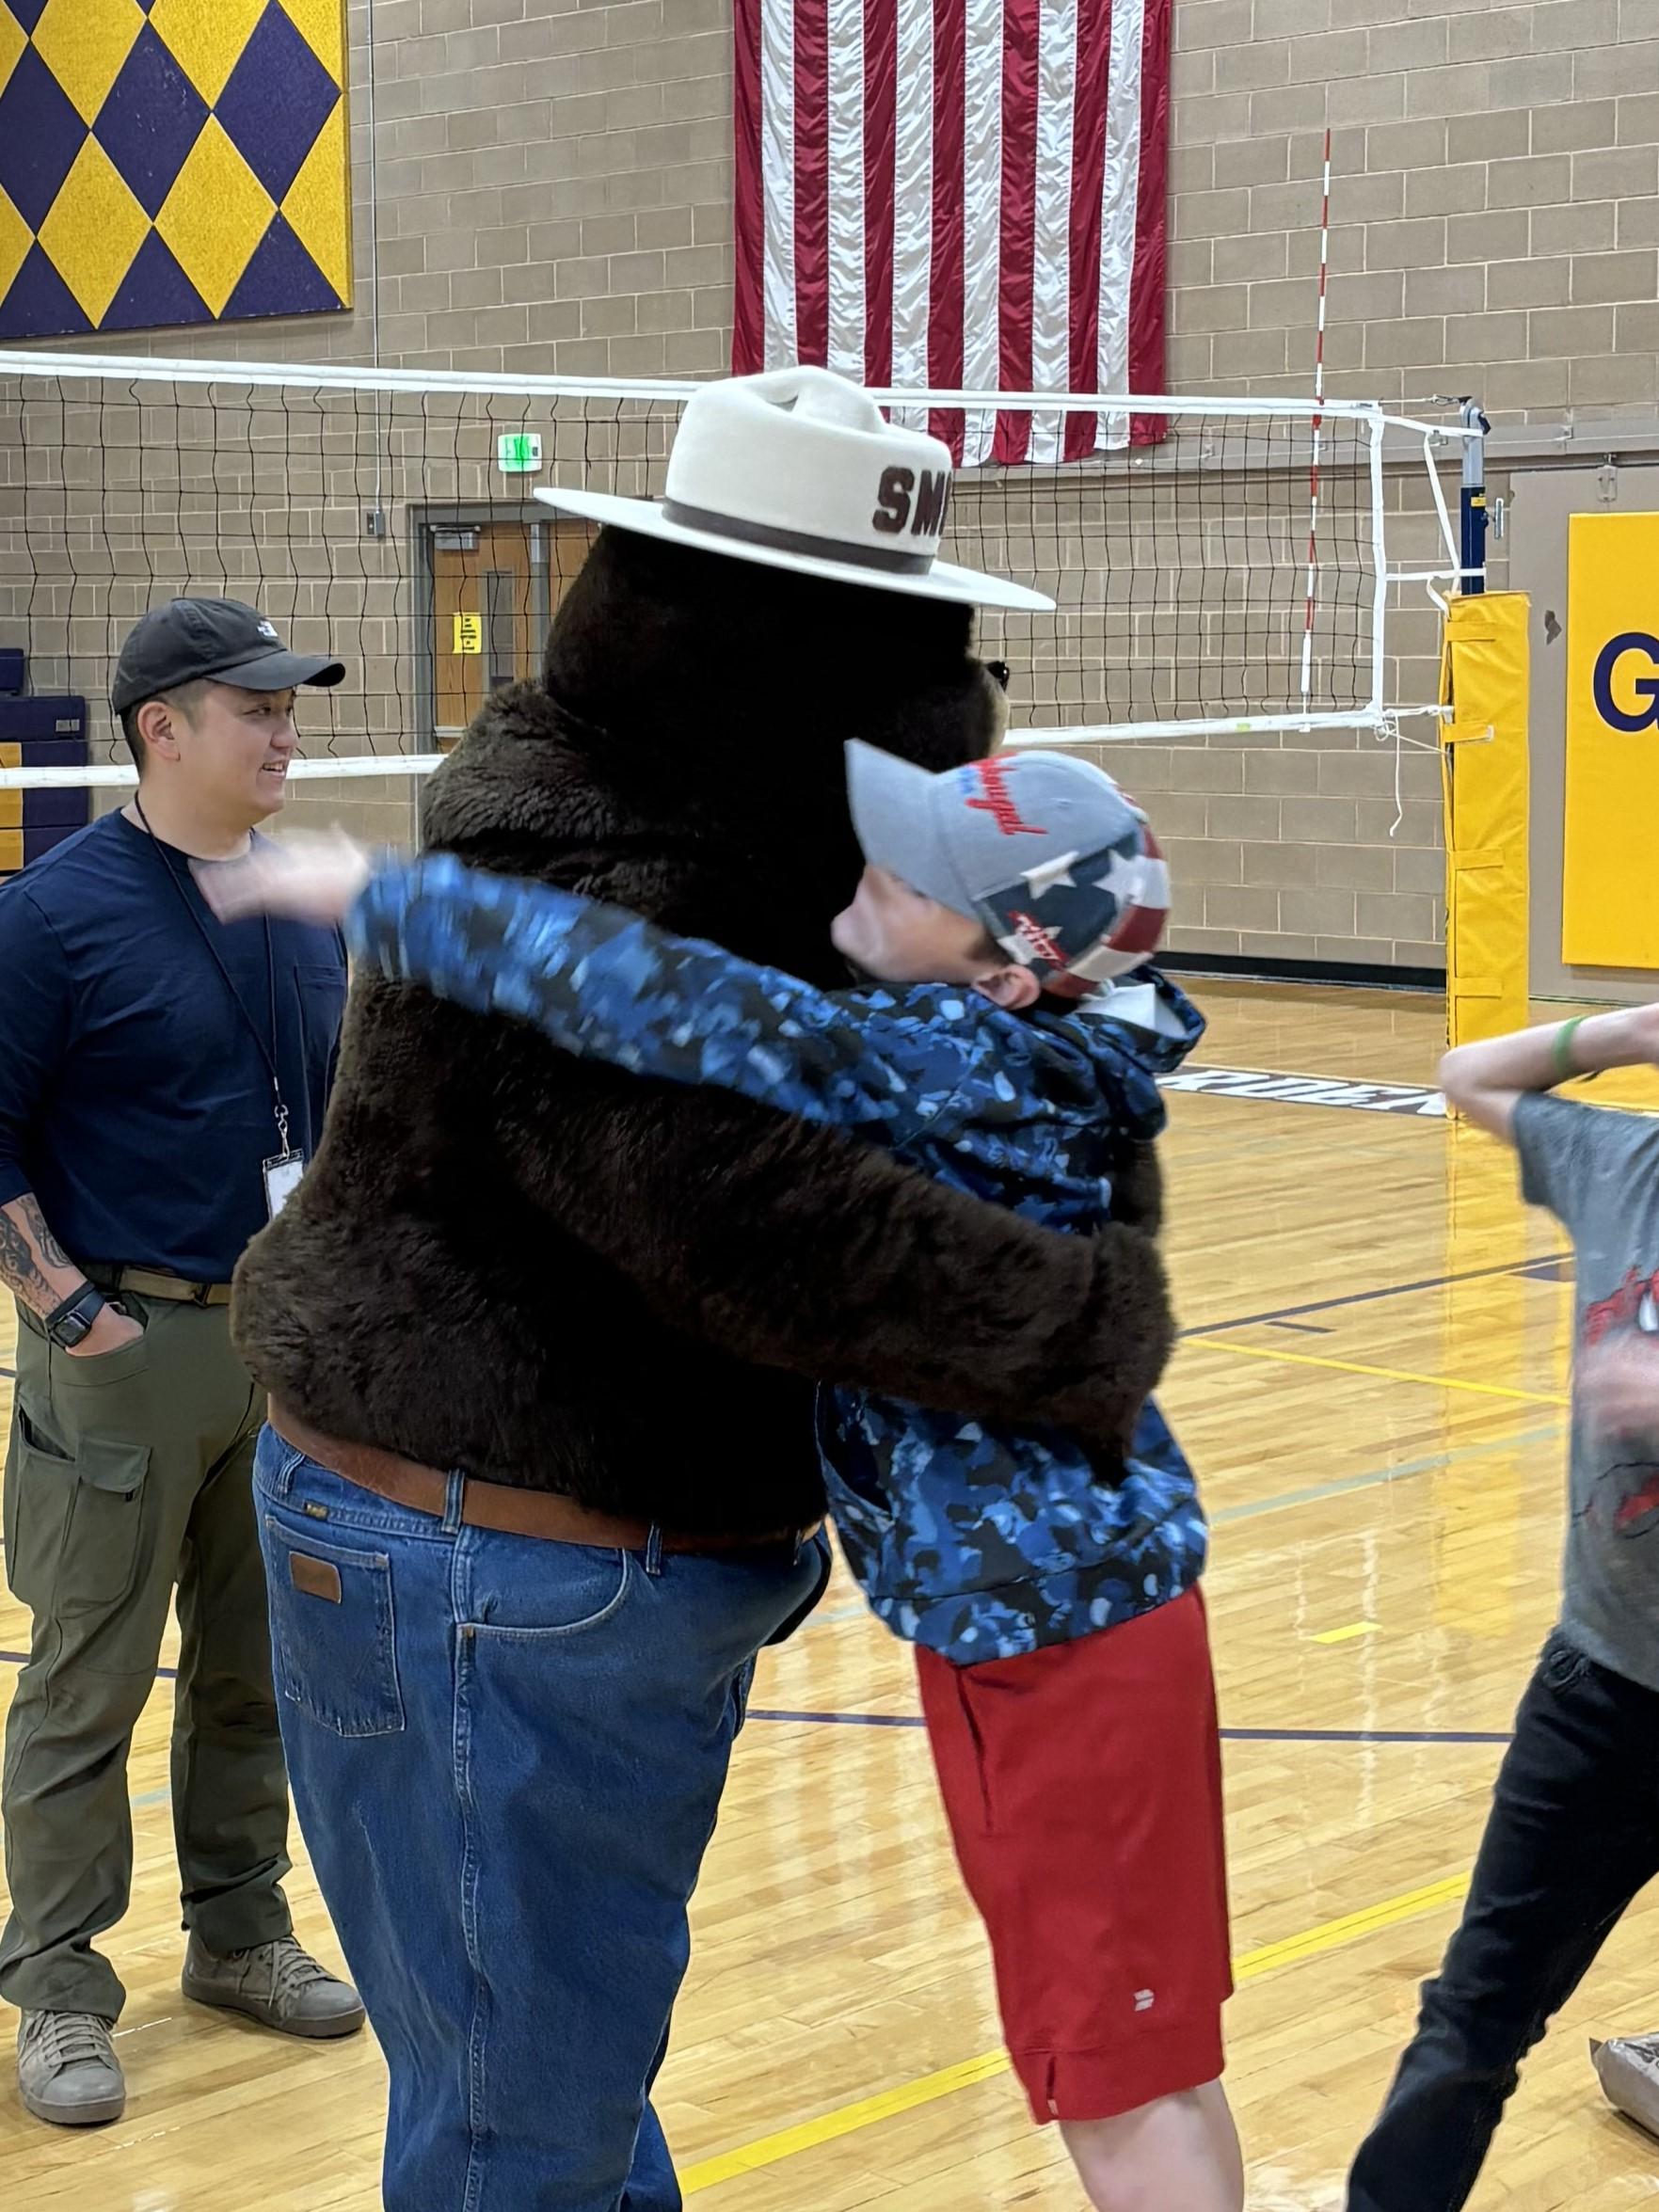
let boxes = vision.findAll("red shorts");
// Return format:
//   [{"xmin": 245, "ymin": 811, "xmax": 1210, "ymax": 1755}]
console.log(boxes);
[{"xmin": 915, "ymin": 1587, "xmax": 1232, "ymax": 2125}]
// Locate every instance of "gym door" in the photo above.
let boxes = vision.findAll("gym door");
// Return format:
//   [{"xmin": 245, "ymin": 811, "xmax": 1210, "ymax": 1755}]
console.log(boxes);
[{"xmin": 429, "ymin": 518, "xmax": 596, "ymax": 742}]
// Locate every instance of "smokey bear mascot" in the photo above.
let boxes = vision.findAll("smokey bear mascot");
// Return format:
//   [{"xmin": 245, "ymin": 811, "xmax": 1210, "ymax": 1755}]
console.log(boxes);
[{"xmin": 232, "ymin": 370, "xmax": 1173, "ymax": 2211}]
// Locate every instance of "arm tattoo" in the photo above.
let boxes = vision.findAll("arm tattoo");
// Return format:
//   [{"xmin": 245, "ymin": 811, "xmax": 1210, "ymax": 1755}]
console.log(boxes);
[
  {"xmin": 0, "ymin": 1209, "xmax": 59, "ymax": 1314},
  {"xmin": 17, "ymin": 1195, "xmax": 72, "ymax": 1272}
]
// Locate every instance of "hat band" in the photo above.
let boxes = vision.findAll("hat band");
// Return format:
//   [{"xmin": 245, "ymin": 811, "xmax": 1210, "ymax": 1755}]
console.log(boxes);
[{"xmin": 661, "ymin": 500, "xmax": 935, "ymax": 578}]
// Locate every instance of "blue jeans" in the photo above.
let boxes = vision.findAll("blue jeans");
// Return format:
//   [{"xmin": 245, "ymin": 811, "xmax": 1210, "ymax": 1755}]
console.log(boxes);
[{"xmin": 254, "ymin": 1428, "xmax": 829, "ymax": 2212}]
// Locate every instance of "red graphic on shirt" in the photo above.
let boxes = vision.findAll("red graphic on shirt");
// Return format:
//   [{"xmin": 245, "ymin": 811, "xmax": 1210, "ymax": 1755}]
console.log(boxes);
[
  {"xmin": 1584, "ymin": 1266, "xmax": 1659, "ymax": 1347},
  {"xmin": 1616, "ymin": 1469, "xmax": 1659, "ymax": 1534},
  {"xmin": 964, "ymin": 758, "xmax": 1048, "ymax": 837},
  {"xmin": 1578, "ymin": 1265, "xmax": 1659, "ymax": 1538}
]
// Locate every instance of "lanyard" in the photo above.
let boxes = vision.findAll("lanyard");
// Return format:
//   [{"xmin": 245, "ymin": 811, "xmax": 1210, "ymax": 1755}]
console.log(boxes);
[{"xmin": 131, "ymin": 797, "xmax": 291, "ymax": 1156}]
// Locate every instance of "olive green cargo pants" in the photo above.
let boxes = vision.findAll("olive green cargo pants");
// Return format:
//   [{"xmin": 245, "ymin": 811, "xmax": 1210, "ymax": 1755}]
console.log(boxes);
[{"xmin": 0, "ymin": 1291, "xmax": 292, "ymax": 2019}]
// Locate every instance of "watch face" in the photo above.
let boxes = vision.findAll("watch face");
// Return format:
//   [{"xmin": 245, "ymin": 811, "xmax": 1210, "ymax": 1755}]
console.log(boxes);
[{"xmin": 48, "ymin": 1290, "xmax": 102, "ymax": 1348}]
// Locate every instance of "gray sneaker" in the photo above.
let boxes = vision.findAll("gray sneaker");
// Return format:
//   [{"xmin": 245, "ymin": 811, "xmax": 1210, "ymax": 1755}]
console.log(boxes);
[
  {"xmin": 181, "ymin": 1934, "xmax": 366, "ymax": 2040},
  {"xmin": 16, "ymin": 2010, "xmax": 126, "ymax": 2127}
]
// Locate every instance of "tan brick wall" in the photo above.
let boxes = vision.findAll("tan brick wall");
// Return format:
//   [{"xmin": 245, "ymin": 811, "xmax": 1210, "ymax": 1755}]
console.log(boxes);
[
  {"xmin": 9, "ymin": 0, "xmax": 1659, "ymax": 971},
  {"xmin": 1169, "ymin": 0, "xmax": 1659, "ymax": 423}
]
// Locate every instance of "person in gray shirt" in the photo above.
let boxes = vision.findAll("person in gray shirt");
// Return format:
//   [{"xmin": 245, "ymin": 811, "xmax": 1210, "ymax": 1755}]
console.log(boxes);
[{"xmin": 1347, "ymin": 1004, "xmax": 1659, "ymax": 2212}]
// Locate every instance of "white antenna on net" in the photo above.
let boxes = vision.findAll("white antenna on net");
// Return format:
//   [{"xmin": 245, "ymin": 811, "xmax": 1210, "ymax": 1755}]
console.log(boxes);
[{"xmin": 1299, "ymin": 125, "xmax": 1333, "ymax": 720}]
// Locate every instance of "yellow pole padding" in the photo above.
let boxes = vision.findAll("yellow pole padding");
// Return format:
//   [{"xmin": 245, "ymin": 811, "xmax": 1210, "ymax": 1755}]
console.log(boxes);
[
  {"xmin": 1440, "ymin": 592, "xmax": 1530, "ymax": 1059},
  {"xmin": 1562, "ymin": 514, "xmax": 1659, "ymax": 970}
]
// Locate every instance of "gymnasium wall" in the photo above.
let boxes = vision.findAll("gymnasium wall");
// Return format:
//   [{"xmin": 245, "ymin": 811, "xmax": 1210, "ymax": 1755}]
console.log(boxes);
[{"xmin": 8, "ymin": 0, "xmax": 1659, "ymax": 973}]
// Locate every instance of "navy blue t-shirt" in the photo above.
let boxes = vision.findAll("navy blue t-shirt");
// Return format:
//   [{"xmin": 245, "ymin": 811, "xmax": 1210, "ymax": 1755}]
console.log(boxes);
[{"xmin": 0, "ymin": 809, "xmax": 347, "ymax": 1283}]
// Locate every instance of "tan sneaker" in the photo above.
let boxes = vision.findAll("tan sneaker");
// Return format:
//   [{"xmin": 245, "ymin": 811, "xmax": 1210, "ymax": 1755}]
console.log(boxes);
[
  {"xmin": 181, "ymin": 1934, "xmax": 365, "ymax": 2040},
  {"xmin": 17, "ymin": 2011, "xmax": 126, "ymax": 2127}
]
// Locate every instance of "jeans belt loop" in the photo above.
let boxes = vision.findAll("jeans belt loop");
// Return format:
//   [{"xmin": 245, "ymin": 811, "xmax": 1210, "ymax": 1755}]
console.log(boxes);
[
  {"xmin": 441, "ymin": 1470, "xmax": 467, "ymax": 1536},
  {"xmin": 643, "ymin": 1525, "xmax": 664, "ymax": 1578}
]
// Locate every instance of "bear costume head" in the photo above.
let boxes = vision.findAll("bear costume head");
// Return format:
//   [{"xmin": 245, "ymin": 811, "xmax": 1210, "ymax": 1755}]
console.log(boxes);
[
  {"xmin": 233, "ymin": 373, "xmax": 1170, "ymax": 1533},
  {"xmin": 426, "ymin": 526, "xmax": 1009, "ymax": 990}
]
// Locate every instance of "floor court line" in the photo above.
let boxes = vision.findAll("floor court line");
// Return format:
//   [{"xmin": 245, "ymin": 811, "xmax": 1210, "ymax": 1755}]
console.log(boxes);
[
  {"xmin": 799, "ymin": 1421, "xmax": 1566, "ymax": 1633},
  {"xmin": 678, "ymin": 1871, "xmax": 1474, "ymax": 2195},
  {"xmin": 0, "ymin": 1657, "xmax": 1514, "ymax": 1755},
  {"xmin": 1183, "ymin": 1251, "xmax": 1566, "ymax": 1341},
  {"xmin": 747, "ymin": 1711, "xmax": 1514, "ymax": 1745},
  {"xmin": 1210, "ymin": 1422, "xmax": 1563, "ymax": 1527},
  {"xmin": 1184, "ymin": 1334, "xmax": 1571, "ymax": 1407},
  {"xmin": 799, "ymin": 1422, "xmax": 1564, "ymax": 1637}
]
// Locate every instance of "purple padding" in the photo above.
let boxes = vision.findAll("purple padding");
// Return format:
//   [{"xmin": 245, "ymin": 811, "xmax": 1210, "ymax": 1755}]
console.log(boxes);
[
  {"xmin": 24, "ymin": 788, "xmax": 91, "ymax": 830},
  {"xmin": 0, "ymin": 700, "xmax": 88, "ymax": 752},
  {"xmin": 1, "ymin": 731, "xmax": 88, "ymax": 763}
]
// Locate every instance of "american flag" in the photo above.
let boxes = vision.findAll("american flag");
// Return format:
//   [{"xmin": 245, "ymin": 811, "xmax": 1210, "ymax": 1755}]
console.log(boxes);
[{"xmin": 731, "ymin": 0, "xmax": 1171, "ymax": 467}]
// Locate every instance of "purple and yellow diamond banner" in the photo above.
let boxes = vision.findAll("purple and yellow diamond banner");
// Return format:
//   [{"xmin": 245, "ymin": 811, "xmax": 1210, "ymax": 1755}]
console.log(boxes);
[{"xmin": 0, "ymin": 0, "xmax": 351, "ymax": 341}]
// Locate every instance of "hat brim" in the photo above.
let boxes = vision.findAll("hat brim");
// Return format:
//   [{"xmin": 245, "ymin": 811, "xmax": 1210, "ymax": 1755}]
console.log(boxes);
[
  {"xmin": 208, "ymin": 649, "xmax": 347, "ymax": 695},
  {"xmin": 534, "ymin": 486, "xmax": 1054, "ymax": 613},
  {"xmin": 844, "ymin": 739, "xmax": 971, "ymax": 914}
]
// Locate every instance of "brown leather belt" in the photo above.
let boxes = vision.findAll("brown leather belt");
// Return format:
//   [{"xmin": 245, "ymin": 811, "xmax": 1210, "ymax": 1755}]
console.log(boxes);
[
  {"xmin": 88, "ymin": 1265, "xmax": 232, "ymax": 1308},
  {"xmin": 267, "ymin": 1400, "xmax": 821, "ymax": 1557}
]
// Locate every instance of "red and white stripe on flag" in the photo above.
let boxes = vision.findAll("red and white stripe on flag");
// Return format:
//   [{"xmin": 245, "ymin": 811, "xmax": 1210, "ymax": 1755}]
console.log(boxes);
[{"xmin": 732, "ymin": 0, "xmax": 1170, "ymax": 468}]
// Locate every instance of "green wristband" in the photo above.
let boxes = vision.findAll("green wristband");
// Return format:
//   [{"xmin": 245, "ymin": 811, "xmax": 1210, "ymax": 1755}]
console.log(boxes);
[{"xmin": 1553, "ymin": 1016, "xmax": 1587, "ymax": 1083}]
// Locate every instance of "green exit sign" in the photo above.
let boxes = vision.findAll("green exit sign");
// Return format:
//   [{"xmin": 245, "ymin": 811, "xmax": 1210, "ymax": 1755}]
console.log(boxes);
[{"xmin": 497, "ymin": 432, "xmax": 542, "ymax": 474}]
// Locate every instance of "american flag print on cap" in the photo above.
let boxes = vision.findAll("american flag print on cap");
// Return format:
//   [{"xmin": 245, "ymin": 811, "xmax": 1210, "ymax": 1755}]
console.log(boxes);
[{"xmin": 846, "ymin": 739, "xmax": 1171, "ymax": 993}]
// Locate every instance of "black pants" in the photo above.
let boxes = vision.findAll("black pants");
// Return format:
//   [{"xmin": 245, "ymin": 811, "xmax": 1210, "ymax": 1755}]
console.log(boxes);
[{"xmin": 1347, "ymin": 1634, "xmax": 1659, "ymax": 2212}]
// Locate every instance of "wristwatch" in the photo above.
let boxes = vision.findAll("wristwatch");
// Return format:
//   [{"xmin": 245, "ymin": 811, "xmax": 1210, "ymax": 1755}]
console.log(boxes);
[{"xmin": 43, "ymin": 1282, "xmax": 107, "ymax": 1350}]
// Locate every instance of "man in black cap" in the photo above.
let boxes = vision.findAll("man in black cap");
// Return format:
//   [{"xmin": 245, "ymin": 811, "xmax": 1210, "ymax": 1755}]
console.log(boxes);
[{"xmin": 0, "ymin": 598, "xmax": 364, "ymax": 2130}]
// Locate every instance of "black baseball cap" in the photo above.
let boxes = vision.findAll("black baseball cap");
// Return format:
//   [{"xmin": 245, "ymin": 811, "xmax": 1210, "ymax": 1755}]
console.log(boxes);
[{"xmin": 111, "ymin": 597, "xmax": 345, "ymax": 715}]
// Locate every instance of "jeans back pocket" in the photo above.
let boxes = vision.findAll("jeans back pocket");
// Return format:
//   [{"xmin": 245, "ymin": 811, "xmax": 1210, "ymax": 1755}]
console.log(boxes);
[{"xmin": 263, "ymin": 1519, "xmax": 406, "ymax": 1739}]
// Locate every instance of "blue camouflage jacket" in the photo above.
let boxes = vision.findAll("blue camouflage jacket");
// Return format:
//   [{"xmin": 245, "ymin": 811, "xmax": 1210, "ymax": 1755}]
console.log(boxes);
[{"xmin": 347, "ymin": 855, "xmax": 1209, "ymax": 1666}]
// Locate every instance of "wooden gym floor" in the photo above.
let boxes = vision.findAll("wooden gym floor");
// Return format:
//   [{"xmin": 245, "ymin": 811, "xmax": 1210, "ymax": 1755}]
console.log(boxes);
[{"xmin": 3, "ymin": 980, "xmax": 1657, "ymax": 2211}]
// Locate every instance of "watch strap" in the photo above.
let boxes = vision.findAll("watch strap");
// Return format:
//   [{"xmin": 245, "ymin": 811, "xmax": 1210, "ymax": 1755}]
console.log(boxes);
[{"xmin": 43, "ymin": 1282, "xmax": 106, "ymax": 1345}]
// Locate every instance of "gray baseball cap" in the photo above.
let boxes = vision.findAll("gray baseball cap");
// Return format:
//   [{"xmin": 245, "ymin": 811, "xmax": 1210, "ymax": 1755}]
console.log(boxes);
[
  {"xmin": 112, "ymin": 597, "xmax": 345, "ymax": 714},
  {"xmin": 845, "ymin": 739, "xmax": 1172, "ymax": 982}
]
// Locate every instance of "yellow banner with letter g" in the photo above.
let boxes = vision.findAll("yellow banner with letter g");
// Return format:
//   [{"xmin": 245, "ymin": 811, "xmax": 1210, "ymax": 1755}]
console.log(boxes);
[{"xmin": 1564, "ymin": 513, "xmax": 1659, "ymax": 969}]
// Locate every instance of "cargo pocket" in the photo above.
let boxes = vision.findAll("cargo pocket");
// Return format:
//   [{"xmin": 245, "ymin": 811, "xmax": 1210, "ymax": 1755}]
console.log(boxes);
[
  {"xmin": 8, "ymin": 1411, "xmax": 152, "ymax": 1616},
  {"xmin": 3, "ymin": 1408, "xmax": 71, "ymax": 1607},
  {"xmin": 265, "ymin": 1522, "xmax": 405, "ymax": 1739}
]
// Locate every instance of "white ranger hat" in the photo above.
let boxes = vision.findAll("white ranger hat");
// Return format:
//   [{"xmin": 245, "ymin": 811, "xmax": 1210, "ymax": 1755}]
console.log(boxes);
[{"xmin": 534, "ymin": 366, "xmax": 1054, "ymax": 614}]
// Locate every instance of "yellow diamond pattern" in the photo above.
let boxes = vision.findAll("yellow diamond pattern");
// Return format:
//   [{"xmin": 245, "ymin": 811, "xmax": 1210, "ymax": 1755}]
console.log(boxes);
[
  {"xmin": 0, "ymin": 6, "xmax": 26, "ymax": 103},
  {"xmin": 37, "ymin": 135, "xmax": 149, "ymax": 326},
  {"xmin": 31, "ymin": 0, "xmax": 144, "ymax": 125},
  {"xmin": 4, "ymin": 0, "xmax": 350, "ymax": 337},
  {"xmin": 277, "ymin": 0, "xmax": 345, "ymax": 81},
  {"xmin": 147, "ymin": 0, "xmax": 268, "ymax": 106},
  {"xmin": 0, "ymin": 183, "xmax": 30, "ymax": 306},
  {"xmin": 155, "ymin": 118, "xmax": 274, "ymax": 318},
  {"xmin": 282, "ymin": 100, "xmax": 351, "ymax": 304}
]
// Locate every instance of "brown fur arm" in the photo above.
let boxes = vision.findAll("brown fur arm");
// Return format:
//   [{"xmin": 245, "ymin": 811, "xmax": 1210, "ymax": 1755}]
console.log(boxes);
[
  {"xmin": 1112, "ymin": 1140, "xmax": 1164, "ymax": 1238},
  {"xmin": 497, "ymin": 1074, "xmax": 1172, "ymax": 1450}
]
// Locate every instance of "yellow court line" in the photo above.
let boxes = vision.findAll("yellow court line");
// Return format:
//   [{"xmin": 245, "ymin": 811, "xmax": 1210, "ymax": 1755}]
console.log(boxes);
[
  {"xmin": 1183, "ymin": 1334, "xmax": 1569, "ymax": 1407},
  {"xmin": 681, "ymin": 1871, "xmax": 1473, "ymax": 2194}
]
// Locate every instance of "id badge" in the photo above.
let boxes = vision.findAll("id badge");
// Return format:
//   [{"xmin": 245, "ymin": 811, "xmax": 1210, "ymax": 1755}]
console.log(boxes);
[{"xmin": 263, "ymin": 1150, "xmax": 307, "ymax": 1219}]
